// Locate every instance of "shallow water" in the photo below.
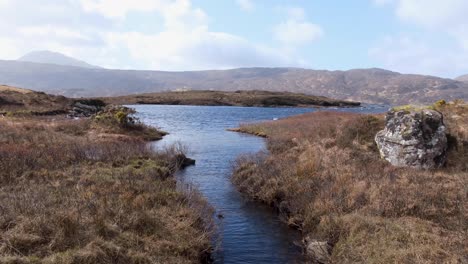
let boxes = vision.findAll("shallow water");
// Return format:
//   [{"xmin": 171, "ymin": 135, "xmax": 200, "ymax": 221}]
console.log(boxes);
[{"xmin": 132, "ymin": 104, "xmax": 388, "ymax": 264}]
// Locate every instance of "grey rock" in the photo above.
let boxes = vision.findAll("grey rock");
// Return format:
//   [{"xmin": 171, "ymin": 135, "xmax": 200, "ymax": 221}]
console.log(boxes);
[
  {"xmin": 304, "ymin": 237, "xmax": 330, "ymax": 263},
  {"xmin": 174, "ymin": 154, "xmax": 196, "ymax": 169},
  {"xmin": 375, "ymin": 109, "xmax": 447, "ymax": 169},
  {"xmin": 68, "ymin": 100, "xmax": 105, "ymax": 118}
]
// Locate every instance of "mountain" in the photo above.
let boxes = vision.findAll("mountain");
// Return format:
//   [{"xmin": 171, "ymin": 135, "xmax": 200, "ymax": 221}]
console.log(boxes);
[
  {"xmin": 0, "ymin": 59, "xmax": 467, "ymax": 105},
  {"xmin": 455, "ymin": 74, "xmax": 468, "ymax": 83},
  {"xmin": 18, "ymin": 50, "xmax": 100, "ymax": 69}
]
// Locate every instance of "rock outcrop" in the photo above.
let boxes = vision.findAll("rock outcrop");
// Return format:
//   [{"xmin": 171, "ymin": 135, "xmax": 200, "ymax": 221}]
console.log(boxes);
[
  {"xmin": 375, "ymin": 109, "xmax": 448, "ymax": 169},
  {"xmin": 69, "ymin": 99, "xmax": 106, "ymax": 118}
]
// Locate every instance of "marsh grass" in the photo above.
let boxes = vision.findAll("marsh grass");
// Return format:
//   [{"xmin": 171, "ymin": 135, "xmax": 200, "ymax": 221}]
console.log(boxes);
[
  {"xmin": 232, "ymin": 105, "xmax": 468, "ymax": 263},
  {"xmin": 0, "ymin": 117, "xmax": 212, "ymax": 264}
]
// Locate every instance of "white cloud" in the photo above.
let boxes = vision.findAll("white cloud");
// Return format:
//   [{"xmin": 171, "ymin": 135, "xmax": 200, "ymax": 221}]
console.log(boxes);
[
  {"xmin": 394, "ymin": 0, "xmax": 468, "ymax": 28},
  {"xmin": 369, "ymin": 36, "xmax": 459, "ymax": 76},
  {"xmin": 94, "ymin": 0, "xmax": 300, "ymax": 70},
  {"xmin": 371, "ymin": 0, "xmax": 468, "ymax": 77},
  {"xmin": 106, "ymin": 29, "xmax": 299, "ymax": 70},
  {"xmin": 0, "ymin": 0, "xmax": 307, "ymax": 70},
  {"xmin": 19, "ymin": 26, "xmax": 91, "ymax": 43},
  {"xmin": 79, "ymin": 0, "xmax": 160, "ymax": 19},
  {"xmin": 274, "ymin": 20, "xmax": 323, "ymax": 47},
  {"xmin": 79, "ymin": 0, "xmax": 207, "ymax": 31},
  {"xmin": 0, "ymin": 37, "xmax": 20, "ymax": 59},
  {"xmin": 236, "ymin": 0, "xmax": 254, "ymax": 12},
  {"xmin": 273, "ymin": 7, "xmax": 323, "ymax": 47}
]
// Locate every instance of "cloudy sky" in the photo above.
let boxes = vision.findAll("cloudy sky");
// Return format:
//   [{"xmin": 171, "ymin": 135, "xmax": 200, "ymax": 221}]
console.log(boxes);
[{"xmin": 0, "ymin": 0, "xmax": 467, "ymax": 78}]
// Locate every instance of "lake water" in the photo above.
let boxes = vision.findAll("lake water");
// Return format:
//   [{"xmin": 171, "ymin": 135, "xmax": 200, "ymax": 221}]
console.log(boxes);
[{"xmin": 132, "ymin": 104, "xmax": 388, "ymax": 264}]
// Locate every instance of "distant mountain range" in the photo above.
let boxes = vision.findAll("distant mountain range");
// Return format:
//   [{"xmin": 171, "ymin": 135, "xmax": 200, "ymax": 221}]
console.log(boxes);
[
  {"xmin": 0, "ymin": 51, "xmax": 467, "ymax": 105},
  {"xmin": 455, "ymin": 74, "xmax": 468, "ymax": 83},
  {"xmin": 18, "ymin": 50, "xmax": 100, "ymax": 69}
]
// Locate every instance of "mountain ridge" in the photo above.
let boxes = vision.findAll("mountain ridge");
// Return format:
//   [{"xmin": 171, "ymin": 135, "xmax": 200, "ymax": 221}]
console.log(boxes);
[
  {"xmin": 455, "ymin": 74, "xmax": 468, "ymax": 82},
  {"xmin": 18, "ymin": 50, "xmax": 100, "ymax": 69},
  {"xmin": 0, "ymin": 59, "xmax": 467, "ymax": 105}
]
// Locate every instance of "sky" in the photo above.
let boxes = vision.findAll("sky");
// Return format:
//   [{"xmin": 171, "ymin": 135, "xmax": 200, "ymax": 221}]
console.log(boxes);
[{"xmin": 0, "ymin": 0, "xmax": 468, "ymax": 78}]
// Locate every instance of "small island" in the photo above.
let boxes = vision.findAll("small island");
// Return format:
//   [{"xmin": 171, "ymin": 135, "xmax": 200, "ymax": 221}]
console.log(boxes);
[{"xmin": 100, "ymin": 90, "xmax": 361, "ymax": 108}]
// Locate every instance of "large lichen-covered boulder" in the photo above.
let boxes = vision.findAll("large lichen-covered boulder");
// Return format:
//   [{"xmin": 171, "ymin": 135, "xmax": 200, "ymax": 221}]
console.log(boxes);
[{"xmin": 375, "ymin": 109, "xmax": 447, "ymax": 169}]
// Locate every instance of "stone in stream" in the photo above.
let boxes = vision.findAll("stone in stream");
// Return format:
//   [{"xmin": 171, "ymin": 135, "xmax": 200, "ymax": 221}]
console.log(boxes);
[
  {"xmin": 375, "ymin": 108, "xmax": 447, "ymax": 169},
  {"xmin": 174, "ymin": 154, "xmax": 196, "ymax": 169}
]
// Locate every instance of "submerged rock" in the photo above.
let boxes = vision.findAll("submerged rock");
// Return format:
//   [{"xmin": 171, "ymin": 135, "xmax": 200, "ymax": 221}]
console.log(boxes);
[
  {"xmin": 375, "ymin": 109, "xmax": 447, "ymax": 169},
  {"xmin": 175, "ymin": 154, "xmax": 196, "ymax": 169}
]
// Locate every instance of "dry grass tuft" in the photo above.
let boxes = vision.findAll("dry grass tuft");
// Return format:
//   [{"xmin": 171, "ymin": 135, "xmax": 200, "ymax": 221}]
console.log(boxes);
[
  {"xmin": 0, "ymin": 117, "xmax": 212, "ymax": 263},
  {"xmin": 0, "ymin": 85, "xmax": 33, "ymax": 94},
  {"xmin": 232, "ymin": 106, "xmax": 468, "ymax": 263}
]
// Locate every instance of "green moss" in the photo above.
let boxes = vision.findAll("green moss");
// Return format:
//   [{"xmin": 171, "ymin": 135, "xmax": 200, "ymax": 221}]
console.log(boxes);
[
  {"xmin": 391, "ymin": 103, "xmax": 440, "ymax": 113},
  {"xmin": 433, "ymin": 99, "xmax": 447, "ymax": 109}
]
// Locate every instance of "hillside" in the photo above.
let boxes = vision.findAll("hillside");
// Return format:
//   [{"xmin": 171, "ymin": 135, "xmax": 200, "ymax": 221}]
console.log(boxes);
[
  {"xmin": 18, "ymin": 50, "xmax": 100, "ymax": 69},
  {"xmin": 0, "ymin": 85, "xmax": 71, "ymax": 114},
  {"xmin": 0, "ymin": 60, "xmax": 467, "ymax": 104},
  {"xmin": 102, "ymin": 90, "xmax": 360, "ymax": 107}
]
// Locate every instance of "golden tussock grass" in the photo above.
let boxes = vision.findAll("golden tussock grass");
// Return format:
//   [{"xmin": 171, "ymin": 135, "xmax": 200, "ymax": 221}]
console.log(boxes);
[
  {"xmin": 232, "ymin": 103, "xmax": 468, "ymax": 263},
  {"xmin": 0, "ymin": 117, "xmax": 212, "ymax": 264},
  {"xmin": 0, "ymin": 85, "xmax": 33, "ymax": 94}
]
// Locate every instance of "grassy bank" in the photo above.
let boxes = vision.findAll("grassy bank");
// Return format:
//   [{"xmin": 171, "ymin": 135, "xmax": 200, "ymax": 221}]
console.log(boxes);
[
  {"xmin": 231, "ymin": 102, "xmax": 467, "ymax": 263},
  {"xmin": 0, "ymin": 90, "xmax": 212, "ymax": 263},
  {"xmin": 100, "ymin": 90, "xmax": 361, "ymax": 108}
]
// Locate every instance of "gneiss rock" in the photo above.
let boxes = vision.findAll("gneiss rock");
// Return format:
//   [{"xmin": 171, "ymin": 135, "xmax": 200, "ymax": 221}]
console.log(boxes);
[
  {"xmin": 68, "ymin": 99, "xmax": 106, "ymax": 118},
  {"xmin": 375, "ymin": 109, "xmax": 447, "ymax": 169},
  {"xmin": 303, "ymin": 236, "xmax": 331, "ymax": 263}
]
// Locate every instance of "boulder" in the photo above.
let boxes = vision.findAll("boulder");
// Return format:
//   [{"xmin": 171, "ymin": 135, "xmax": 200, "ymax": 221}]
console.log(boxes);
[
  {"xmin": 68, "ymin": 99, "xmax": 106, "ymax": 118},
  {"xmin": 303, "ymin": 237, "xmax": 330, "ymax": 263},
  {"xmin": 174, "ymin": 154, "xmax": 196, "ymax": 169},
  {"xmin": 375, "ymin": 109, "xmax": 447, "ymax": 169}
]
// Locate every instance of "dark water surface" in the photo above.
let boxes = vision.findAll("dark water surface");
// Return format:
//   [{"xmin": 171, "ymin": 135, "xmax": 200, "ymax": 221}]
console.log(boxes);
[{"xmin": 132, "ymin": 104, "xmax": 387, "ymax": 264}]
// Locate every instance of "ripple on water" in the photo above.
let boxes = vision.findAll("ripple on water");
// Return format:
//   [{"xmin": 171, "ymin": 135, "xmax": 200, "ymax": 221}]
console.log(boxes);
[{"xmin": 132, "ymin": 104, "xmax": 386, "ymax": 264}]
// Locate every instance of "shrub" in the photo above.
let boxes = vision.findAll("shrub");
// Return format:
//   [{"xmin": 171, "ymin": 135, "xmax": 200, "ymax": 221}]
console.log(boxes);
[
  {"xmin": 92, "ymin": 105, "xmax": 166, "ymax": 141},
  {"xmin": 94, "ymin": 105, "xmax": 137, "ymax": 128}
]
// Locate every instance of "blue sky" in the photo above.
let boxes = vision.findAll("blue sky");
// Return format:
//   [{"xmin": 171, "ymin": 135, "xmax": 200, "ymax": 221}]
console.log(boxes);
[{"xmin": 0, "ymin": 0, "xmax": 467, "ymax": 78}]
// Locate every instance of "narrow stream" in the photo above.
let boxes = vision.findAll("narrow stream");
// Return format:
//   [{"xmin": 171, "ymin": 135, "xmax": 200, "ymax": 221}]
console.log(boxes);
[{"xmin": 132, "ymin": 104, "xmax": 387, "ymax": 264}]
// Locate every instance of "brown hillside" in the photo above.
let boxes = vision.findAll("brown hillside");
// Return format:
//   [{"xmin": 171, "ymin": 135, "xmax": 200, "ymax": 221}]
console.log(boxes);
[
  {"xmin": 1, "ymin": 60, "xmax": 467, "ymax": 105},
  {"xmin": 0, "ymin": 85, "xmax": 71, "ymax": 114}
]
